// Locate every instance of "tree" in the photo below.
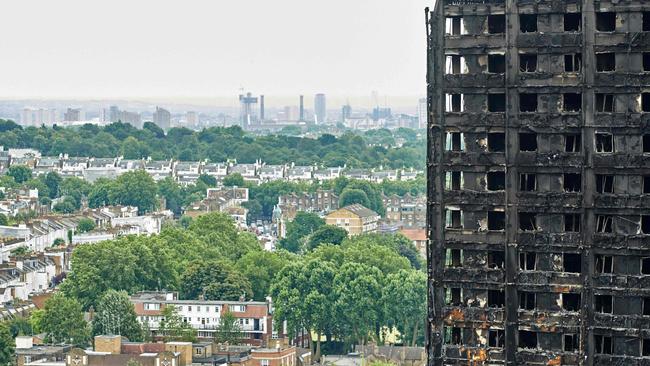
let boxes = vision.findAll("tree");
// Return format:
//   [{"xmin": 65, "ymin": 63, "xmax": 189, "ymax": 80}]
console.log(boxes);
[
  {"xmin": 214, "ymin": 311, "xmax": 243, "ymax": 345},
  {"xmin": 222, "ymin": 173, "xmax": 245, "ymax": 187},
  {"xmin": 306, "ymin": 225, "xmax": 348, "ymax": 251},
  {"xmin": 53, "ymin": 197, "xmax": 77, "ymax": 214},
  {"xmin": 197, "ymin": 174, "xmax": 217, "ymax": 187},
  {"xmin": 159, "ymin": 305, "xmax": 196, "ymax": 342},
  {"xmin": 179, "ymin": 215, "xmax": 193, "ymax": 229},
  {"xmin": 76, "ymin": 218, "xmax": 96, "ymax": 233},
  {"xmin": 0, "ymin": 214, "xmax": 7, "ymax": 226},
  {"xmin": 0, "ymin": 322, "xmax": 14, "ymax": 365},
  {"xmin": 6, "ymin": 165, "xmax": 32, "ymax": 184},
  {"xmin": 92, "ymin": 290, "xmax": 143, "ymax": 340},
  {"xmin": 8, "ymin": 317, "xmax": 32, "ymax": 337},
  {"xmin": 44, "ymin": 172, "xmax": 63, "ymax": 199},
  {"xmin": 52, "ymin": 238, "xmax": 66, "ymax": 247},
  {"xmin": 339, "ymin": 188, "xmax": 370, "ymax": 208},
  {"xmin": 88, "ymin": 179, "xmax": 114, "ymax": 208},
  {"xmin": 157, "ymin": 177, "xmax": 183, "ymax": 215},
  {"xmin": 40, "ymin": 293, "xmax": 90, "ymax": 346},
  {"xmin": 278, "ymin": 212, "xmax": 325, "ymax": 253},
  {"xmin": 383, "ymin": 270, "xmax": 426, "ymax": 346},
  {"xmin": 237, "ymin": 251, "xmax": 290, "ymax": 301},
  {"xmin": 110, "ymin": 170, "xmax": 158, "ymax": 214},
  {"xmin": 180, "ymin": 260, "xmax": 252, "ymax": 301}
]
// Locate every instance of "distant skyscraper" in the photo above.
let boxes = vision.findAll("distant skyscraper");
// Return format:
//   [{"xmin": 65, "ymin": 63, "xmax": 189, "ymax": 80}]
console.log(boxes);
[
  {"xmin": 239, "ymin": 92, "xmax": 258, "ymax": 126},
  {"xmin": 63, "ymin": 108, "xmax": 83, "ymax": 121},
  {"xmin": 417, "ymin": 98, "xmax": 427, "ymax": 129},
  {"xmin": 21, "ymin": 108, "xmax": 57, "ymax": 126},
  {"xmin": 314, "ymin": 93, "xmax": 326, "ymax": 124},
  {"xmin": 299, "ymin": 95, "xmax": 305, "ymax": 122},
  {"xmin": 153, "ymin": 106, "xmax": 171, "ymax": 130},
  {"xmin": 372, "ymin": 107, "xmax": 391, "ymax": 121},
  {"xmin": 260, "ymin": 95, "xmax": 265, "ymax": 121},
  {"xmin": 109, "ymin": 106, "xmax": 120, "ymax": 122},
  {"xmin": 341, "ymin": 104, "xmax": 352, "ymax": 122},
  {"xmin": 186, "ymin": 111, "xmax": 198, "ymax": 127}
]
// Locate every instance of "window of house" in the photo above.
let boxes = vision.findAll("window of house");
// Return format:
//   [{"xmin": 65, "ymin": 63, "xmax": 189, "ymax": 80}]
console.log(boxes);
[
  {"xmin": 564, "ymin": 53, "xmax": 582, "ymax": 72},
  {"xmin": 563, "ymin": 173, "xmax": 581, "ymax": 192},
  {"xmin": 488, "ymin": 94, "xmax": 506, "ymax": 112},
  {"xmin": 645, "ymin": 176, "xmax": 650, "ymax": 194},
  {"xmin": 643, "ymin": 216, "xmax": 650, "ymax": 234},
  {"xmin": 643, "ymin": 93, "xmax": 650, "ymax": 112},
  {"xmin": 644, "ymin": 53, "xmax": 650, "ymax": 72},
  {"xmin": 519, "ymin": 251, "xmax": 537, "ymax": 271},
  {"xmin": 563, "ymin": 253, "xmax": 581, "ymax": 273},
  {"xmin": 519, "ymin": 133, "xmax": 537, "ymax": 151},
  {"xmin": 641, "ymin": 257, "xmax": 650, "ymax": 274},
  {"xmin": 644, "ymin": 12, "xmax": 650, "ymax": 32},
  {"xmin": 519, "ymin": 93, "xmax": 538, "ymax": 112},
  {"xmin": 488, "ymin": 290, "xmax": 505, "ymax": 307},
  {"xmin": 446, "ymin": 288, "xmax": 462, "ymax": 306},
  {"xmin": 488, "ymin": 54, "xmax": 506, "ymax": 73},
  {"xmin": 595, "ymin": 133, "xmax": 614, "ymax": 153},
  {"xmin": 596, "ymin": 215, "xmax": 613, "ymax": 233},
  {"xmin": 564, "ymin": 13, "xmax": 581, "ymax": 32},
  {"xmin": 261, "ymin": 360, "xmax": 270, "ymax": 366},
  {"xmin": 519, "ymin": 212, "xmax": 538, "ymax": 231},
  {"xmin": 445, "ymin": 132, "xmax": 465, "ymax": 151},
  {"xmin": 444, "ymin": 327, "xmax": 463, "ymax": 345},
  {"xmin": 562, "ymin": 293, "xmax": 581, "ymax": 311},
  {"xmin": 595, "ymin": 295, "xmax": 613, "ymax": 313},
  {"xmin": 644, "ymin": 134, "xmax": 650, "ymax": 152},
  {"xmin": 445, "ymin": 94, "xmax": 464, "ymax": 112},
  {"xmin": 446, "ymin": 209, "xmax": 463, "ymax": 229},
  {"xmin": 446, "ymin": 248, "xmax": 463, "ymax": 268},
  {"xmin": 488, "ymin": 250, "xmax": 505, "ymax": 269},
  {"xmin": 489, "ymin": 330, "xmax": 505, "ymax": 348},
  {"xmin": 595, "ymin": 255, "xmax": 614, "ymax": 274},
  {"xmin": 520, "ymin": 173, "xmax": 537, "ymax": 191},
  {"xmin": 487, "ymin": 171, "xmax": 506, "ymax": 191},
  {"xmin": 520, "ymin": 14, "xmax": 538, "ymax": 33},
  {"xmin": 596, "ymin": 175, "xmax": 614, "ymax": 193},
  {"xmin": 520, "ymin": 54, "xmax": 537, "ymax": 72},
  {"xmin": 519, "ymin": 330, "xmax": 538, "ymax": 349},
  {"xmin": 596, "ymin": 12, "xmax": 616, "ymax": 32},
  {"xmin": 564, "ymin": 214, "xmax": 581, "ymax": 232},
  {"xmin": 564, "ymin": 334, "xmax": 579, "ymax": 352},
  {"xmin": 488, "ymin": 211, "xmax": 506, "ymax": 231},
  {"xmin": 595, "ymin": 94, "xmax": 615, "ymax": 112},
  {"xmin": 488, "ymin": 132, "xmax": 506, "ymax": 152},
  {"xmin": 644, "ymin": 298, "xmax": 650, "ymax": 316},
  {"xmin": 596, "ymin": 53, "xmax": 616, "ymax": 72},
  {"xmin": 563, "ymin": 93, "xmax": 582, "ymax": 112},
  {"xmin": 445, "ymin": 171, "xmax": 464, "ymax": 190},
  {"xmin": 520, "ymin": 292, "xmax": 536, "ymax": 310},
  {"xmin": 488, "ymin": 15, "xmax": 506, "ymax": 34},
  {"xmin": 595, "ymin": 335, "xmax": 613, "ymax": 354},
  {"xmin": 445, "ymin": 17, "xmax": 465, "ymax": 35},
  {"xmin": 446, "ymin": 55, "xmax": 467, "ymax": 75}
]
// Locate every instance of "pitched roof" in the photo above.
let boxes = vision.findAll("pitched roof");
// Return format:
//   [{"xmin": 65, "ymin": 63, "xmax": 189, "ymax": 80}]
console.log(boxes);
[{"xmin": 339, "ymin": 204, "xmax": 378, "ymax": 218}]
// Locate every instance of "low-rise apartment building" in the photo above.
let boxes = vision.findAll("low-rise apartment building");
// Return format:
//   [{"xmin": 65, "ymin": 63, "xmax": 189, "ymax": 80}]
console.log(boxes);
[
  {"xmin": 325, "ymin": 204, "xmax": 380, "ymax": 235},
  {"xmin": 277, "ymin": 190, "xmax": 338, "ymax": 221},
  {"xmin": 382, "ymin": 194, "xmax": 426, "ymax": 228}
]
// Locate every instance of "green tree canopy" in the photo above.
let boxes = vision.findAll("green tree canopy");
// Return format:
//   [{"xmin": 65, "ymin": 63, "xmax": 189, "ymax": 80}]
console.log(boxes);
[
  {"xmin": 339, "ymin": 188, "xmax": 370, "ymax": 208},
  {"xmin": 180, "ymin": 260, "xmax": 252, "ymax": 301},
  {"xmin": 109, "ymin": 170, "xmax": 158, "ymax": 214},
  {"xmin": 40, "ymin": 293, "xmax": 90, "ymax": 346},
  {"xmin": 76, "ymin": 218, "xmax": 96, "ymax": 233},
  {"xmin": 383, "ymin": 270, "xmax": 426, "ymax": 346},
  {"xmin": 92, "ymin": 290, "xmax": 143, "ymax": 340},
  {"xmin": 306, "ymin": 225, "xmax": 348, "ymax": 251},
  {"xmin": 7, "ymin": 165, "xmax": 32, "ymax": 184},
  {"xmin": 214, "ymin": 311, "xmax": 243, "ymax": 345},
  {"xmin": 278, "ymin": 212, "xmax": 325, "ymax": 253},
  {"xmin": 0, "ymin": 322, "xmax": 14, "ymax": 365},
  {"xmin": 222, "ymin": 173, "xmax": 245, "ymax": 187}
]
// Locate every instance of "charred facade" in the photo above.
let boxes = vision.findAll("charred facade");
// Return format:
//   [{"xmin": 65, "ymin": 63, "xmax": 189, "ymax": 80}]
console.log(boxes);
[{"xmin": 426, "ymin": 1, "xmax": 650, "ymax": 365}]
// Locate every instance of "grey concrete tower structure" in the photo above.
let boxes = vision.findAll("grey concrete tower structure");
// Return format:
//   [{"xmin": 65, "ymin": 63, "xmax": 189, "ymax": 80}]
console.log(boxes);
[{"xmin": 427, "ymin": 1, "xmax": 650, "ymax": 365}]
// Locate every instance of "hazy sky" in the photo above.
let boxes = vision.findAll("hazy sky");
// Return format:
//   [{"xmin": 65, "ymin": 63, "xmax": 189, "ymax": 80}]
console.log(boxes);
[{"xmin": 0, "ymin": 0, "xmax": 428, "ymax": 106}]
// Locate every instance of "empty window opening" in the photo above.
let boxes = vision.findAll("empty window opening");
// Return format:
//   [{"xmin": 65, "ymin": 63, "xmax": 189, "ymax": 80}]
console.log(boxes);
[
  {"xmin": 563, "ymin": 93, "xmax": 582, "ymax": 112},
  {"xmin": 445, "ymin": 17, "xmax": 465, "ymax": 35},
  {"xmin": 446, "ymin": 55, "xmax": 467, "ymax": 75},
  {"xmin": 564, "ymin": 53, "xmax": 582, "ymax": 72},
  {"xmin": 488, "ymin": 132, "xmax": 505, "ymax": 152},
  {"xmin": 564, "ymin": 13, "xmax": 581, "ymax": 32},
  {"xmin": 595, "ymin": 133, "xmax": 614, "ymax": 153},
  {"xmin": 564, "ymin": 214, "xmax": 581, "ymax": 232},
  {"xmin": 519, "ymin": 292, "xmax": 536, "ymax": 311},
  {"xmin": 488, "ymin": 94, "xmax": 506, "ymax": 112},
  {"xmin": 446, "ymin": 249, "xmax": 463, "ymax": 268},
  {"xmin": 520, "ymin": 173, "xmax": 537, "ymax": 191},
  {"xmin": 563, "ymin": 173, "xmax": 582, "ymax": 192},
  {"xmin": 488, "ymin": 211, "xmax": 506, "ymax": 231},
  {"xmin": 487, "ymin": 171, "xmax": 506, "ymax": 191},
  {"xmin": 643, "ymin": 216, "xmax": 650, "ymax": 234},
  {"xmin": 596, "ymin": 215, "xmax": 613, "ymax": 233},
  {"xmin": 643, "ymin": 93, "xmax": 650, "ymax": 112},
  {"xmin": 596, "ymin": 175, "xmax": 614, "ymax": 194},
  {"xmin": 519, "ymin": 252, "xmax": 537, "ymax": 271},
  {"xmin": 519, "ymin": 330, "xmax": 538, "ymax": 349},
  {"xmin": 519, "ymin": 93, "xmax": 538, "ymax": 112},
  {"xmin": 446, "ymin": 288, "xmax": 462, "ymax": 306},
  {"xmin": 641, "ymin": 257, "xmax": 650, "ymax": 274},
  {"xmin": 596, "ymin": 53, "xmax": 616, "ymax": 72},
  {"xmin": 488, "ymin": 290, "xmax": 505, "ymax": 308},
  {"xmin": 564, "ymin": 334, "xmax": 579, "ymax": 352},
  {"xmin": 595, "ymin": 295, "xmax": 613, "ymax": 314},
  {"xmin": 644, "ymin": 12, "xmax": 650, "ymax": 32},
  {"xmin": 644, "ymin": 298, "xmax": 650, "ymax": 316},
  {"xmin": 644, "ymin": 53, "xmax": 650, "ymax": 71},
  {"xmin": 595, "ymin": 94, "xmax": 615, "ymax": 112},
  {"xmin": 519, "ymin": 54, "xmax": 537, "ymax": 73},
  {"xmin": 520, "ymin": 14, "xmax": 538, "ymax": 33},
  {"xmin": 488, "ymin": 250, "xmax": 505, "ymax": 269},
  {"xmin": 445, "ymin": 327, "xmax": 462, "ymax": 345},
  {"xmin": 595, "ymin": 255, "xmax": 614, "ymax": 274},
  {"xmin": 446, "ymin": 132, "xmax": 465, "ymax": 151},
  {"xmin": 519, "ymin": 133, "xmax": 537, "ymax": 151},
  {"xmin": 562, "ymin": 293, "xmax": 581, "ymax": 312},
  {"xmin": 563, "ymin": 253, "xmax": 582, "ymax": 273},
  {"xmin": 488, "ymin": 54, "xmax": 506, "ymax": 74},
  {"xmin": 643, "ymin": 339, "xmax": 650, "ymax": 357},
  {"xmin": 445, "ymin": 94, "xmax": 463, "ymax": 112},
  {"xmin": 445, "ymin": 171, "xmax": 464, "ymax": 191},
  {"xmin": 565, "ymin": 134, "xmax": 581, "ymax": 152},
  {"xmin": 489, "ymin": 330, "xmax": 505, "ymax": 348},
  {"xmin": 595, "ymin": 335, "xmax": 613, "ymax": 354},
  {"xmin": 519, "ymin": 212, "xmax": 538, "ymax": 231},
  {"xmin": 644, "ymin": 176, "xmax": 650, "ymax": 194},
  {"xmin": 446, "ymin": 209, "xmax": 463, "ymax": 229},
  {"xmin": 644, "ymin": 134, "xmax": 650, "ymax": 152},
  {"xmin": 596, "ymin": 12, "xmax": 616, "ymax": 32},
  {"xmin": 488, "ymin": 15, "xmax": 506, "ymax": 34}
]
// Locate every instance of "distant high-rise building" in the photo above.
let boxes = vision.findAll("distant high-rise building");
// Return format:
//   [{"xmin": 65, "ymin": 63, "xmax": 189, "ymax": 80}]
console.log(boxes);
[
  {"xmin": 283, "ymin": 106, "xmax": 300, "ymax": 121},
  {"xmin": 314, "ymin": 93, "xmax": 326, "ymax": 124},
  {"xmin": 153, "ymin": 106, "xmax": 171, "ymax": 130},
  {"xmin": 119, "ymin": 110, "xmax": 142, "ymax": 127},
  {"xmin": 21, "ymin": 108, "xmax": 57, "ymax": 126},
  {"xmin": 260, "ymin": 95, "xmax": 265, "ymax": 121},
  {"xmin": 239, "ymin": 92, "xmax": 258, "ymax": 126},
  {"xmin": 63, "ymin": 108, "xmax": 83, "ymax": 122},
  {"xmin": 299, "ymin": 95, "xmax": 305, "ymax": 121},
  {"xmin": 417, "ymin": 98, "xmax": 427, "ymax": 129},
  {"xmin": 109, "ymin": 106, "xmax": 120, "ymax": 122},
  {"xmin": 372, "ymin": 107, "xmax": 391, "ymax": 121},
  {"xmin": 341, "ymin": 104, "xmax": 352, "ymax": 122},
  {"xmin": 186, "ymin": 111, "xmax": 198, "ymax": 127}
]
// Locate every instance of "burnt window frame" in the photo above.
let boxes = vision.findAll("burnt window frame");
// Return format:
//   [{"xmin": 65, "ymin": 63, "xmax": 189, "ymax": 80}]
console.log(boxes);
[
  {"xmin": 563, "ymin": 93, "xmax": 582, "ymax": 112},
  {"xmin": 564, "ymin": 53, "xmax": 582, "ymax": 72},
  {"xmin": 564, "ymin": 213, "xmax": 581, "ymax": 232},
  {"xmin": 487, "ymin": 171, "xmax": 506, "ymax": 191},
  {"xmin": 563, "ymin": 173, "xmax": 582, "ymax": 193},
  {"xmin": 489, "ymin": 329, "xmax": 505, "ymax": 348},
  {"xmin": 595, "ymin": 93, "xmax": 615, "ymax": 113},
  {"xmin": 595, "ymin": 335, "xmax": 613, "ymax": 354},
  {"xmin": 596, "ymin": 215, "xmax": 614, "ymax": 233},
  {"xmin": 595, "ymin": 254, "xmax": 614, "ymax": 274},
  {"xmin": 487, "ymin": 14, "xmax": 506, "ymax": 34},
  {"xmin": 488, "ymin": 93, "xmax": 506, "ymax": 113},
  {"xmin": 519, "ymin": 93, "xmax": 538, "ymax": 112},
  {"xmin": 519, "ymin": 173, "xmax": 537, "ymax": 192},
  {"xmin": 519, "ymin": 212, "xmax": 538, "ymax": 231},
  {"xmin": 519, "ymin": 251, "xmax": 537, "ymax": 271},
  {"xmin": 563, "ymin": 253, "xmax": 582, "ymax": 273},
  {"xmin": 488, "ymin": 54, "xmax": 506, "ymax": 74},
  {"xmin": 488, "ymin": 210, "xmax": 506, "ymax": 231},
  {"xmin": 595, "ymin": 133, "xmax": 614, "ymax": 153},
  {"xmin": 595, "ymin": 12, "xmax": 616, "ymax": 32},
  {"xmin": 518, "ymin": 330, "xmax": 538, "ymax": 350},
  {"xmin": 596, "ymin": 53, "xmax": 616, "ymax": 72},
  {"xmin": 561, "ymin": 293, "xmax": 582, "ymax": 312},
  {"xmin": 564, "ymin": 13, "xmax": 581, "ymax": 32},
  {"xmin": 595, "ymin": 295, "xmax": 613, "ymax": 314},
  {"xmin": 519, "ymin": 292, "xmax": 536, "ymax": 311},
  {"xmin": 519, "ymin": 53, "xmax": 538, "ymax": 73},
  {"xmin": 565, "ymin": 134, "xmax": 581, "ymax": 152},
  {"xmin": 596, "ymin": 174, "xmax": 615, "ymax": 194},
  {"xmin": 564, "ymin": 334, "xmax": 580, "ymax": 352},
  {"xmin": 519, "ymin": 132, "xmax": 538, "ymax": 152},
  {"xmin": 519, "ymin": 14, "xmax": 538, "ymax": 33},
  {"xmin": 487, "ymin": 132, "xmax": 506, "ymax": 152}
]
